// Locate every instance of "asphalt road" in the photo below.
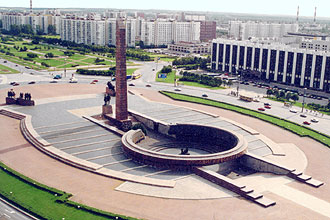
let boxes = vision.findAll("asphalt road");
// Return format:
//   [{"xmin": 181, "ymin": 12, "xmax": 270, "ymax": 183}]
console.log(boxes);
[{"xmin": 0, "ymin": 199, "xmax": 35, "ymax": 220}]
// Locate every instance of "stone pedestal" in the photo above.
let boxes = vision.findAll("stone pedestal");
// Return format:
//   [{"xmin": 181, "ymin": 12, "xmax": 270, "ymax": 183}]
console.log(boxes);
[
  {"xmin": 102, "ymin": 105, "xmax": 113, "ymax": 115},
  {"xmin": 6, "ymin": 97, "xmax": 35, "ymax": 106},
  {"xmin": 17, "ymin": 98, "xmax": 35, "ymax": 106},
  {"xmin": 6, "ymin": 97, "xmax": 16, "ymax": 105}
]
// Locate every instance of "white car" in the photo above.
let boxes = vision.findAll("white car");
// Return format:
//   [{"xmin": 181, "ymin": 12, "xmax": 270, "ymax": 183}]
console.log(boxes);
[
  {"xmin": 69, "ymin": 77, "xmax": 78, "ymax": 83},
  {"xmin": 289, "ymin": 109, "xmax": 298, "ymax": 113},
  {"xmin": 311, "ymin": 118, "xmax": 319, "ymax": 123}
]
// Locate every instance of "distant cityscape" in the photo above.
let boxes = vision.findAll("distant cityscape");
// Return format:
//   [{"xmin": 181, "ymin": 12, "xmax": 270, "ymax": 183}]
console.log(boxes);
[{"xmin": 1, "ymin": 6, "xmax": 330, "ymax": 93}]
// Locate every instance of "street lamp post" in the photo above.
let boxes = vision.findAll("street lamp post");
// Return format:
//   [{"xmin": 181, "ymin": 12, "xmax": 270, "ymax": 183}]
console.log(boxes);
[{"xmin": 301, "ymin": 88, "xmax": 307, "ymax": 113}]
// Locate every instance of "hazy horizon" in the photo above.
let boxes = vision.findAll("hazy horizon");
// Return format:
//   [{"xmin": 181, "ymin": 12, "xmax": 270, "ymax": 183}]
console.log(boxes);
[{"xmin": 0, "ymin": 0, "xmax": 329, "ymax": 18}]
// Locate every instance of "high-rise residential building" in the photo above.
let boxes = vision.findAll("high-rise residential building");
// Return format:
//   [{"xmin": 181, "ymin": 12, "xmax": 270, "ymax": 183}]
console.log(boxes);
[
  {"xmin": 1, "ymin": 12, "xmax": 60, "ymax": 34},
  {"xmin": 0, "ymin": 12, "xmax": 205, "ymax": 47},
  {"xmin": 211, "ymin": 38, "xmax": 330, "ymax": 92},
  {"xmin": 229, "ymin": 21, "xmax": 299, "ymax": 40}
]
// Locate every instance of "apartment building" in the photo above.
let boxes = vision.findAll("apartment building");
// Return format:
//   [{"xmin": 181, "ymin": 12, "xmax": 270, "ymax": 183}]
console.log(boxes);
[{"xmin": 229, "ymin": 21, "xmax": 299, "ymax": 40}]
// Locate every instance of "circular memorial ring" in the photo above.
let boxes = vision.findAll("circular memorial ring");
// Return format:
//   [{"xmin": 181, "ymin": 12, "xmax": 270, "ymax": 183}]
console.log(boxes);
[{"xmin": 121, "ymin": 124, "xmax": 248, "ymax": 169}]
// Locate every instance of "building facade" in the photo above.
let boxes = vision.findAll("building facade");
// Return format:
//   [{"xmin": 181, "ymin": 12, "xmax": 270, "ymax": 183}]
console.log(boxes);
[
  {"xmin": 229, "ymin": 21, "xmax": 299, "ymax": 41},
  {"xmin": 211, "ymin": 39, "xmax": 330, "ymax": 92},
  {"xmin": 168, "ymin": 42, "xmax": 210, "ymax": 54}
]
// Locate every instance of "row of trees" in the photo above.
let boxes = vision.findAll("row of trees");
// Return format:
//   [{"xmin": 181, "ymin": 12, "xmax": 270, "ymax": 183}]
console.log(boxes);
[
  {"xmin": 173, "ymin": 57, "xmax": 210, "ymax": 70},
  {"xmin": 160, "ymin": 65, "xmax": 172, "ymax": 74},
  {"xmin": 76, "ymin": 67, "xmax": 116, "ymax": 76},
  {"xmin": 179, "ymin": 71, "xmax": 223, "ymax": 87},
  {"xmin": 1, "ymin": 24, "xmax": 57, "ymax": 36},
  {"xmin": 266, "ymin": 89, "xmax": 299, "ymax": 102}
]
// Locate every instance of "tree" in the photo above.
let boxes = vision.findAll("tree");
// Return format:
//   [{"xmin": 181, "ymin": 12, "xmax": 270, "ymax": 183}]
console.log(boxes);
[
  {"xmin": 45, "ymin": 53, "xmax": 54, "ymax": 58},
  {"xmin": 27, "ymin": 53, "xmax": 38, "ymax": 58},
  {"xmin": 36, "ymin": 25, "xmax": 44, "ymax": 35},
  {"xmin": 47, "ymin": 25, "xmax": 57, "ymax": 35},
  {"xmin": 9, "ymin": 25, "xmax": 21, "ymax": 36},
  {"xmin": 273, "ymin": 90, "xmax": 280, "ymax": 99},
  {"xmin": 266, "ymin": 89, "xmax": 273, "ymax": 97},
  {"xmin": 21, "ymin": 24, "xmax": 34, "ymax": 35},
  {"xmin": 285, "ymin": 92, "xmax": 292, "ymax": 101},
  {"xmin": 279, "ymin": 90, "xmax": 286, "ymax": 99},
  {"xmin": 291, "ymin": 93, "xmax": 299, "ymax": 102},
  {"xmin": 160, "ymin": 65, "xmax": 172, "ymax": 74}
]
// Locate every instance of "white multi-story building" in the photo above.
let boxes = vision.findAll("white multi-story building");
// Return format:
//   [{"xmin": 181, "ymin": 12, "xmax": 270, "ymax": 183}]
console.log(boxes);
[
  {"xmin": 1, "ymin": 13, "xmax": 201, "ymax": 47},
  {"xmin": 1, "ymin": 13, "xmax": 59, "ymax": 34},
  {"xmin": 229, "ymin": 21, "xmax": 299, "ymax": 40},
  {"xmin": 211, "ymin": 38, "xmax": 330, "ymax": 92}
]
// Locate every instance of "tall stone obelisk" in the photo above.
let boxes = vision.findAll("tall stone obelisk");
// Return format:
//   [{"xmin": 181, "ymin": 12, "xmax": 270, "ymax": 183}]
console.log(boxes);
[{"xmin": 115, "ymin": 19, "xmax": 128, "ymax": 121}]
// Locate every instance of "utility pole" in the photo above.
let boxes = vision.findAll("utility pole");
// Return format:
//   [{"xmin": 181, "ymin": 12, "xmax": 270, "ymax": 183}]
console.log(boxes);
[{"xmin": 301, "ymin": 88, "xmax": 307, "ymax": 113}]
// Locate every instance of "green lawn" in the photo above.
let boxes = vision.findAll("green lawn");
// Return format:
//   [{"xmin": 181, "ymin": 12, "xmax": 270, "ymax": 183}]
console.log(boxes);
[
  {"xmin": 156, "ymin": 71, "xmax": 224, "ymax": 89},
  {"xmin": 127, "ymin": 68, "xmax": 138, "ymax": 76},
  {"xmin": 0, "ymin": 64, "xmax": 19, "ymax": 74},
  {"xmin": 267, "ymin": 96, "xmax": 330, "ymax": 116},
  {"xmin": 156, "ymin": 70, "xmax": 177, "ymax": 83},
  {"xmin": 160, "ymin": 91, "xmax": 330, "ymax": 147},
  {"xmin": 179, "ymin": 81, "xmax": 225, "ymax": 90},
  {"xmin": 0, "ymin": 162, "xmax": 137, "ymax": 220}
]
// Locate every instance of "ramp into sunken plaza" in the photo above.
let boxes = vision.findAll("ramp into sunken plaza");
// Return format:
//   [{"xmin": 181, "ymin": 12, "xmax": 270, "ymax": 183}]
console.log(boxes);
[{"xmin": 0, "ymin": 89, "xmax": 324, "ymax": 208}]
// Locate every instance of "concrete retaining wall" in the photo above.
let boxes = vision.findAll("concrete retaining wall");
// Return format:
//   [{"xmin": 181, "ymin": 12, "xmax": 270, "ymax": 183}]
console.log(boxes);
[{"xmin": 239, "ymin": 152, "xmax": 295, "ymax": 175}]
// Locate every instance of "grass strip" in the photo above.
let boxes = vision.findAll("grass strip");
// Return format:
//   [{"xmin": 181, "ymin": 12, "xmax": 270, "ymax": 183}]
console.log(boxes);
[
  {"xmin": 0, "ymin": 64, "xmax": 20, "ymax": 74},
  {"xmin": 0, "ymin": 162, "xmax": 138, "ymax": 220},
  {"xmin": 160, "ymin": 91, "xmax": 330, "ymax": 147}
]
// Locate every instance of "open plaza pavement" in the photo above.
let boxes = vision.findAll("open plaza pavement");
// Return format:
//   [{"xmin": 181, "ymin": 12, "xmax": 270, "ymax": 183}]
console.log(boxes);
[{"xmin": 0, "ymin": 82, "xmax": 330, "ymax": 219}]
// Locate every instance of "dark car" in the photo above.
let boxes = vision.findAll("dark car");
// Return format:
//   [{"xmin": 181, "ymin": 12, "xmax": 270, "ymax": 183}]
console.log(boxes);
[
  {"xmin": 28, "ymin": 81, "xmax": 36, "ymax": 84},
  {"xmin": 202, "ymin": 94, "xmax": 208, "ymax": 98},
  {"xmin": 258, "ymin": 107, "xmax": 265, "ymax": 111},
  {"xmin": 265, "ymin": 105, "xmax": 271, "ymax": 109}
]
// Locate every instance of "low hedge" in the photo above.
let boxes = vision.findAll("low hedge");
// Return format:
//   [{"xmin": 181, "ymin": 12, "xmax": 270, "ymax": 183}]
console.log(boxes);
[
  {"xmin": 160, "ymin": 91, "xmax": 330, "ymax": 147},
  {"xmin": 0, "ymin": 161, "xmax": 138, "ymax": 220}
]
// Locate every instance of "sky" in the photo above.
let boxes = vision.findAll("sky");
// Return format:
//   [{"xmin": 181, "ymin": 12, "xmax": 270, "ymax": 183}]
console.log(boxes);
[{"xmin": 1, "ymin": 0, "xmax": 330, "ymax": 17}]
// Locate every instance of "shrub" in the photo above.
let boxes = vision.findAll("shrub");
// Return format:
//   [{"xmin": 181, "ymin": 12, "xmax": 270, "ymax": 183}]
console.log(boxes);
[
  {"xmin": 27, "ymin": 53, "xmax": 38, "ymax": 58},
  {"xmin": 41, "ymin": 62, "xmax": 50, "ymax": 67}
]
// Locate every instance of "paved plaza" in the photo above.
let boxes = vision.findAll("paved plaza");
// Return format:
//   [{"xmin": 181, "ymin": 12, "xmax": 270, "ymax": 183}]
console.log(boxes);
[{"xmin": 0, "ymin": 84, "xmax": 330, "ymax": 219}]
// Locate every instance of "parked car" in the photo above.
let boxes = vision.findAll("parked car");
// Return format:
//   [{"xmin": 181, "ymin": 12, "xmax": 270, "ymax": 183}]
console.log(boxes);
[
  {"xmin": 264, "ymin": 103, "xmax": 271, "ymax": 106},
  {"xmin": 265, "ymin": 105, "xmax": 271, "ymax": 109},
  {"xmin": 300, "ymin": 114, "xmax": 307, "ymax": 118},
  {"xmin": 174, "ymin": 88, "xmax": 182, "ymax": 91},
  {"xmin": 202, "ymin": 94, "xmax": 208, "ymax": 98},
  {"xmin": 50, "ymin": 80, "xmax": 58, "ymax": 83},
  {"xmin": 9, "ymin": 82, "xmax": 16, "ymax": 85},
  {"xmin": 303, "ymin": 121, "xmax": 311, "ymax": 125},
  {"xmin": 128, "ymin": 83, "xmax": 135, "ymax": 86},
  {"xmin": 28, "ymin": 81, "xmax": 36, "ymax": 84},
  {"xmin": 258, "ymin": 107, "xmax": 265, "ymax": 111},
  {"xmin": 53, "ymin": 75, "xmax": 62, "ymax": 79},
  {"xmin": 3, "ymin": 61, "xmax": 7, "ymax": 63},
  {"xmin": 311, "ymin": 118, "xmax": 319, "ymax": 123},
  {"xmin": 289, "ymin": 109, "xmax": 298, "ymax": 113},
  {"xmin": 12, "ymin": 82, "xmax": 19, "ymax": 86},
  {"xmin": 146, "ymin": 84, "xmax": 151, "ymax": 87},
  {"xmin": 90, "ymin": 79, "xmax": 98, "ymax": 84}
]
